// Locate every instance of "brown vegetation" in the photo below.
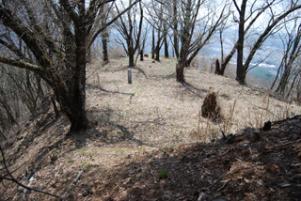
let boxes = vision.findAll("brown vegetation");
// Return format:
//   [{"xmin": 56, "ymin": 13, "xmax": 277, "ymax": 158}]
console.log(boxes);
[
  {"xmin": 201, "ymin": 92, "xmax": 223, "ymax": 122},
  {"xmin": 1, "ymin": 58, "xmax": 301, "ymax": 200}
]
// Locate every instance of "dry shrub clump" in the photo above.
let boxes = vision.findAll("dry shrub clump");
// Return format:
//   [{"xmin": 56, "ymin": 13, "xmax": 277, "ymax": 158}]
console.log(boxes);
[{"xmin": 201, "ymin": 92, "xmax": 223, "ymax": 123}]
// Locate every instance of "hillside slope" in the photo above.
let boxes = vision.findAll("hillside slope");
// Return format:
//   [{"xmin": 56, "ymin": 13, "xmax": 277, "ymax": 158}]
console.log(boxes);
[{"xmin": 1, "ymin": 58, "xmax": 300, "ymax": 201}]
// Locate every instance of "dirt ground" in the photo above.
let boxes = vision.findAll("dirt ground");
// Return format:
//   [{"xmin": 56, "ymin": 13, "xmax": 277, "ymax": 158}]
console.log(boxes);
[{"xmin": 1, "ymin": 57, "xmax": 301, "ymax": 201}]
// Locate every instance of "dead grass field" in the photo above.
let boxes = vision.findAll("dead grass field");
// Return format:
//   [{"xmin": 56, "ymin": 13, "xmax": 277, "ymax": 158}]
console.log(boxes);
[
  {"xmin": 86, "ymin": 57, "xmax": 301, "ymax": 146},
  {"xmin": 3, "ymin": 57, "xmax": 301, "ymax": 200}
]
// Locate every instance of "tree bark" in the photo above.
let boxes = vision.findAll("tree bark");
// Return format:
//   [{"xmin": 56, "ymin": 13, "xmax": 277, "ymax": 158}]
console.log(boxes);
[
  {"xmin": 68, "ymin": 13, "xmax": 89, "ymax": 132},
  {"xmin": 173, "ymin": 0, "xmax": 179, "ymax": 58},
  {"xmin": 155, "ymin": 45, "xmax": 160, "ymax": 62},
  {"xmin": 140, "ymin": 50, "xmax": 144, "ymax": 61},
  {"xmin": 164, "ymin": 25, "xmax": 169, "ymax": 58},
  {"xmin": 152, "ymin": 28, "xmax": 155, "ymax": 59},
  {"xmin": 128, "ymin": 47, "xmax": 134, "ymax": 84},
  {"xmin": 276, "ymin": 70, "xmax": 290, "ymax": 94},
  {"xmin": 164, "ymin": 38, "xmax": 169, "ymax": 58},
  {"xmin": 215, "ymin": 59, "xmax": 221, "ymax": 75},
  {"xmin": 102, "ymin": 29, "xmax": 109, "ymax": 64},
  {"xmin": 176, "ymin": 62, "xmax": 185, "ymax": 83},
  {"xmin": 236, "ymin": 0, "xmax": 247, "ymax": 85}
]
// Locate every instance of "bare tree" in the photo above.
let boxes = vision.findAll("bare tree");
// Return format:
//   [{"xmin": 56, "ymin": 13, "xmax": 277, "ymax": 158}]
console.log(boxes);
[
  {"xmin": 0, "ymin": 0, "xmax": 141, "ymax": 133},
  {"xmin": 171, "ymin": 0, "xmax": 226, "ymax": 82},
  {"xmin": 271, "ymin": 19, "xmax": 301, "ymax": 98},
  {"xmin": 172, "ymin": 0, "xmax": 179, "ymax": 58},
  {"xmin": 139, "ymin": 25, "xmax": 148, "ymax": 61},
  {"xmin": 231, "ymin": 0, "xmax": 301, "ymax": 84},
  {"xmin": 99, "ymin": 4, "xmax": 110, "ymax": 65},
  {"xmin": 215, "ymin": 7, "xmax": 231, "ymax": 75},
  {"xmin": 151, "ymin": 27, "xmax": 155, "ymax": 59},
  {"xmin": 115, "ymin": 0, "xmax": 144, "ymax": 84},
  {"xmin": 163, "ymin": 21, "xmax": 169, "ymax": 58},
  {"xmin": 101, "ymin": 28, "xmax": 110, "ymax": 64},
  {"xmin": 146, "ymin": 0, "xmax": 166, "ymax": 62}
]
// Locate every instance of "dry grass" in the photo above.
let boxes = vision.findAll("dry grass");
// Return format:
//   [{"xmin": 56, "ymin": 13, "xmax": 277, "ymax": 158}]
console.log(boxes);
[
  {"xmin": 86, "ymin": 57, "xmax": 301, "ymax": 145},
  {"xmin": 19, "ymin": 57, "xmax": 297, "ymax": 182},
  {"xmin": 3, "ymin": 57, "xmax": 301, "ymax": 201}
]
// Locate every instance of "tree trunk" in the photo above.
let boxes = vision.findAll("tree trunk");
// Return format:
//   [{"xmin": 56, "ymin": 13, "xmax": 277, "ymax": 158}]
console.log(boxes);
[
  {"xmin": 164, "ymin": 31, "xmax": 169, "ymax": 58},
  {"xmin": 276, "ymin": 70, "xmax": 290, "ymax": 94},
  {"xmin": 67, "ymin": 21, "xmax": 89, "ymax": 132},
  {"xmin": 236, "ymin": 69, "xmax": 246, "ymax": 85},
  {"xmin": 219, "ymin": 42, "xmax": 238, "ymax": 76},
  {"xmin": 68, "ymin": 94, "xmax": 88, "ymax": 132},
  {"xmin": 218, "ymin": 63, "xmax": 227, "ymax": 75},
  {"xmin": 163, "ymin": 22, "xmax": 169, "ymax": 58},
  {"xmin": 152, "ymin": 28, "xmax": 155, "ymax": 59},
  {"xmin": 128, "ymin": 47, "xmax": 134, "ymax": 84},
  {"xmin": 155, "ymin": 46, "xmax": 160, "ymax": 62},
  {"xmin": 215, "ymin": 59, "xmax": 221, "ymax": 75},
  {"xmin": 102, "ymin": 30, "xmax": 109, "ymax": 64},
  {"xmin": 155, "ymin": 27, "xmax": 161, "ymax": 62},
  {"xmin": 129, "ymin": 51, "xmax": 135, "ymax": 67},
  {"xmin": 173, "ymin": 0, "xmax": 179, "ymax": 58},
  {"xmin": 140, "ymin": 49, "xmax": 144, "ymax": 61},
  {"xmin": 236, "ymin": 41, "xmax": 246, "ymax": 84},
  {"xmin": 236, "ymin": 1, "xmax": 247, "ymax": 85},
  {"xmin": 176, "ymin": 62, "xmax": 185, "ymax": 83},
  {"xmin": 56, "ymin": 82, "xmax": 88, "ymax": 133}
]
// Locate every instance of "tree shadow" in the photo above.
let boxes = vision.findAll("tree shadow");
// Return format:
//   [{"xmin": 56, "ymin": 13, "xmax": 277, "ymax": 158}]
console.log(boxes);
[
  {"xmin": 67, "ymin": 107, "xmax": 148, "ymax": 151},
  {"xmin": 94, "ymin": 116, "xmax": 301, "ymax": 201},
  {"xmin": 87, "ymin": 83, "xmax": 135, "ymax": 97},
  {"xmin": 182, "ymin": 82, "xmax": 208, "ymax": 98}
]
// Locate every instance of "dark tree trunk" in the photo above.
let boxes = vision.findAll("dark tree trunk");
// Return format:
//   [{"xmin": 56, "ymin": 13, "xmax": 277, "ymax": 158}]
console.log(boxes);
[
  {"xmin": 128, "ymin": 47, "xmax": 134, "ymax": 84},
  {"xmin": 102, "ymin": 30, "xmax": 109, "ymax": 64},
  {"xmin": 173, "ymin": 0, "xmax": 179, "ymax": 58},
  {"xmin": 176, "ymin": 62, "xmax": 185, "ymax": 83},
  {"xmin": 236, "ymin": 0, "xmax": 247, "ymax": 85},
  {"xmin": 155, "ymin": 46, "xmax": 160, "ymax": 62},
  {"xmin": 164, "ymin": 35, "xmax": 169, "ymax": 58},
  {"xmin": 152, "ymin": 28, "xmax": 155, "ymax": 59},
  {"xmin": 164, "ymin": 25, "xmax": 169, "ymax": 58},
  {"xmin": 129, "ymin": 51, "xmax": 135, "ymax": 67},
  {"xmin": 215, "ymin": 59, "xmax": 221, "ymax": 75},
  {"xmin": 220, "ymin": 63, "xmax": 227, "ymax": 75},
  {"xmin": 219, "ymin": 43, "xmax": 238, "ymax": 76},
  {"xmin": 236, "ymin": 69, "xmax": 246, "ymax": 85},
  {"xmin": 276, "ymin": 70, "xmax": 290, "ymax": 94},
  {"xmin": 68, "ymin": 19, "xmax": 89, "ymax": 132},
  {"xmin": 140, "ymin": 49, "xmax": 144, "ymax": 61},
  {"xmin": 56, "ymin": 81, "xmax": 88, "ymax": 133},
  {"xmin": 155, "ymin": 27, "xmax": 161, "ymax": 62},
  {"xmin": 68, "ymin": 95, "xmax": 88, "ymax": 132}
]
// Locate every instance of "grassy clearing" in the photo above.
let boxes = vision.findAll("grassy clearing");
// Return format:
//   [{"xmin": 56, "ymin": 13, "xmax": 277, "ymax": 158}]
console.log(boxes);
[{"xmin": 86, "ymin": 57, "xmax": 301, "ymax": 146}]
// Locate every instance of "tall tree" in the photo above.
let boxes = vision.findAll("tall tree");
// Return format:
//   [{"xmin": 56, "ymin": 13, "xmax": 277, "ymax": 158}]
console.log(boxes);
[
  {"xmin": 115, "ymin": 0, "xmax": 144, "ymax": 84},
  {"xmin": 171, "ymin": 0, "xmax": 225, "ymax": 82},
  {"xmin": 147, "ymin": 0, "xmax": 166, "ymax": 62},
  {"xmin": 231, "ymin": 0, "xmax": 301, "ymax": 84},
  {"xmin": 0, "ymin": 0, "xmax": 141, "ymax": 133},
  {"xmin": 163, "ymin": 21, "xmax": 169, "ymax": 58},
  {"xmin": 272, "ymin": 19, "xmax": 301, "ymax": 97},
  {"xmin": 172, "ymin": 0, "xmax": 179, "ymax": 58}
]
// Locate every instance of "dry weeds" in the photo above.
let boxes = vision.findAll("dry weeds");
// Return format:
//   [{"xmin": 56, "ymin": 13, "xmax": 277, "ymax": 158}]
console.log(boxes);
[
  {"xmin": 87, "ymin": 57, "xmax": 301, "ymax": 145},
  {"xmin": 2, "ymin": 57, "xmax": 301, "ymax": 200}
]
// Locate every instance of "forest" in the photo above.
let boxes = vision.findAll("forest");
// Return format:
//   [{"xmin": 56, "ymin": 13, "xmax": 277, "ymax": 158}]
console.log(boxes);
[{"xmin": 0, "ymin": 0, "xmax": 301, "ymax": 200}]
